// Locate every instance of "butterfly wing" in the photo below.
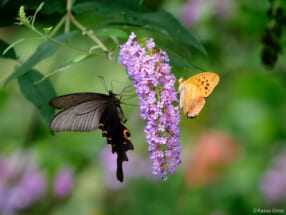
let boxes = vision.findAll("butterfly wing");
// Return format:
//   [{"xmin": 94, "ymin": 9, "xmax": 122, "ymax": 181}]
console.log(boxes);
[
  {"xmin": 99, "ymin": 105, "xmax": 133, "ymax": 182},
  {"xmin": 186, "ymin": 95, "xmax": 206, "ymax": 118},
  {"xmin": 49, "ymin": 93, "xmax": 110, "ymax": 109},
  {"xmin": 49, "ymin": 92, "xmax": 133, "ymax": 182},
  {"xmin": 180, "ymin": 84, "xmax": 206, "ymax": 118},
  {"xmin": 186, "ymin": 72, "xmax": 219, "ymax": 97},
  {"xmin": 49, "ymin": 100, "xmax": 108, "ymax": 132}
]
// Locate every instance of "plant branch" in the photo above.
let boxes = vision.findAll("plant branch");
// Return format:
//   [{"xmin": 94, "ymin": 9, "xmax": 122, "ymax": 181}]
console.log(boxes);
[
  {"xmin": 65, "ymin": 0, "xmax": 72, "ymax": 33},
  {"xmin": 68, "ymin": 13, "xmax": 109, "ymax": 52},
  {"xmin": 65, "ymin": 15, "xmax": 70, "ymax": 33},
  {"xmin": 34, "ymin": 63, "xmax": 72, "ymax": 84},
  {"xmin": 67, "ymin": 0, "xmax": 72, "ymax": 13},
  {"xmin": 49, "ymin": 15, "xmax": 66, "ymax": 37},
  {"xmin": 32, "ymin": 26, "xmax": 101, "ymax": 56}
]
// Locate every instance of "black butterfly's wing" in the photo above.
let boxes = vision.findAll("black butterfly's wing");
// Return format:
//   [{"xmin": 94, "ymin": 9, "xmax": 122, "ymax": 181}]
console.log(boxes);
[
  {"xmin": 49, "ymin": 93, "xmax": 110, "ymax": 109},
  {"xmin": 49, "ymin": 92, "xmax": 127, "ymax": 132},
  {"xmin": 99, "ymin": 105, "xmax": 133, "ymax": 182},
  {"xmin": 49, "ymin": 92, "xmax": 133, "ymax": 182},
  {"xmin": 49, "ymin": 100, "xmax": 108, "ymax": 132},
  {"xmin": 113, "ymin": 122, "xmax": 133, "ymax": 182}
]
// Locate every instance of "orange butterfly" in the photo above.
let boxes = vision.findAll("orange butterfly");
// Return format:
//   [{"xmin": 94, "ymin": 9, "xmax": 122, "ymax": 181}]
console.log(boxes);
[{"xmin": 178, "ymin": 72, "xmax": 219, "ymax": 118}]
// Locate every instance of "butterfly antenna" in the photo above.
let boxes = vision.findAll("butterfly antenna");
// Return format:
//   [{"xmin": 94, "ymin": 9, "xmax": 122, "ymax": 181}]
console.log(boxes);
[
  {"xmin": 110, "ymin": 79, "xmax": 125, "ymax": 92},
  {"xmin": 177, "ymin": 68, "xmax": 187, "ymax": 83},
  {"xmin": 111, "ymin": 80, "xmax": 115, "ymax": 92},
  {"xmin": 121, "ymin": 93, "xmax": 137, "ymax": 99},
  {"xmin": 121, "ymin": 94, "xmax": 138, "ymax": 102},
  {"xmin": 120, "ymin": 87, "xmax": 135, "ymax": 101},
  {"xmin": 110, "ymin": 80, "xmax": 133, "ymax": 95},
  {"xmin": 182, "ymin": 67, "xmax": 187, "ymax": 79},
  {"xmin": 121, "ymin": 93, "xmax": 137, "ymax": 97},
  {"xmin": 98, "ymin": 75, "xmax": 109, "ymax": 93},
  {"xmin": 120, "ymin": 102, "xmax": 138, "ymax": 107},
  {"xmin": 119, "ymin": 85, "xmax": 134, "ymax": 96}
]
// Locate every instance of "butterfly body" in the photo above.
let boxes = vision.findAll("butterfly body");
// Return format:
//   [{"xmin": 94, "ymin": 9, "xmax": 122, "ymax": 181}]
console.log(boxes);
[
  {"xmin": 98, "ymin": 104, "xmax": 133, "ymax": 181},
  {"xmin": 49, "ymin": 91, "xmax": 133, "ymax": 182},
  {"xmin": 179, "ymin": 72, "xmax": 219, "ymax": 118}
]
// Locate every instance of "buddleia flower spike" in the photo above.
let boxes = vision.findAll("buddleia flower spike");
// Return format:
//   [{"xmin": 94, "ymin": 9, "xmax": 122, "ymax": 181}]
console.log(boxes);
[{"xmin": 118, "ymin": 32, "xmax": 181, "ymax": 180}]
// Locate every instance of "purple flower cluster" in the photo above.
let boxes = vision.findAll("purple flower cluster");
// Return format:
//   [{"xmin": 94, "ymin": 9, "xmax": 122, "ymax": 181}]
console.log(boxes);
[
  {"xmin": 260, "ymin": 149, "xmax": 286, "ymax": 204},
  {"xmin": 0, "ymin": 151, "xmax": 75, "ymax": 214},
  {"xmin": 181, "ymin": 0, "xmax": 234, "ymax": 26},
  {"xmin": 118, "ymin": 32, "xmax": 181, "ymax": 180},
  {"xmin": 0, "ymin": 152, "xmax": 46, "ymax": 214},
  {"xmin": 54, "ymin": 166, "xmax": 74, "ymax": 199}
]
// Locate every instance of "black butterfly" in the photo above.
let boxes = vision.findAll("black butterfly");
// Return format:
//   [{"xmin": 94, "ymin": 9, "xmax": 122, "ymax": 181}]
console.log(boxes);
[{"xmin": 49, "ymin": 90, "xmax": 134, "ymax": 182}]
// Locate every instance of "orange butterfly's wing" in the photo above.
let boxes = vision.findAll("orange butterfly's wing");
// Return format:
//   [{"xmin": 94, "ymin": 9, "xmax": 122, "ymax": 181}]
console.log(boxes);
[
  {"xmin": 186, "ymin": 72, "xmax": 219, "ymax": 97},
  {"xmin": 186, "ymin": 95, "xmax": 206, "ymax": 119},
  {"xmin": 179, "ymin": 84, "xmax": 206, "ymax": 118},
  {"xmin": 179, "ymin": 72, "xmax": 219, "ymax": 118}
]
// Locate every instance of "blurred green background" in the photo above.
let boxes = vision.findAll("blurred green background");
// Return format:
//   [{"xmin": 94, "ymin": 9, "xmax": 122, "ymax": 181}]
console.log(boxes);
[{"xmin": 0, "ymin": 0, "xmax": 286, "ymax": 215}]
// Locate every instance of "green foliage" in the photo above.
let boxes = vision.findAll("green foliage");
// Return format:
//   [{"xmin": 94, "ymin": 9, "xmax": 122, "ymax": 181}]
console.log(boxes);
[
  {"xmin": 1, "ymin": 1, "xmax": 286, "ymax": 215},
  {"xmin": 0, "ymin": 40, "xmax": 17, "ymax": 60},
  {"xmin": 168, "ymin": 53, "xmax": 203, "ymax": 79},
  {"xmin": 17, "ymin": 5, "xmax": 30, "ymax": 27},
  {"xmin": 261, "ymin": 0, "xmax": 286, "ymax": 68},
  {"xmin": 43, "ymin": 26, "xmax": 53, "ymax": 35},
  {"xmin": 31, "ymin": 2, "xmax": 45, "ymax": 27},
  {"xmin": 17, "ymin": 69, "xmax": 56, "ymax": 123},
  {"xmin": 95, "ymin": 29, "xmax": 129, "ymax": 40},
  {"xmin": 4, "ymin": 31, "xmax": 77, "ymax": 86},
  {"xmin": 74, "ymin": 2, "xmax": 206, "ymax": 54},
  {"xmin": 2, "ymin": 0, "xmax": 206, "ymax": 122},
  {"xmin": 1, "ymin": 0, "xmax": 10, "ymax": 7}
]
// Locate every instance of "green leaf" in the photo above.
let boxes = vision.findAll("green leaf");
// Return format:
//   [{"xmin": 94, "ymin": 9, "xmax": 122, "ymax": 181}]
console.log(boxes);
[
  {"xmin": 17, "ymin": 69, "xmax": 56, "ymax": 123},
  {"xmin": 169, "ymin": 57, "xmax": 203, "ymax": 80},
  {"xmin": 89, "ymin": 45, "xmax": 101, "ymax": 52},
  {"xmin": 1, "ymin": 0, "xmax": 10, "ymax": 7},
  {"xmin": 34, "ymin": 54, "xmax": 92, "ymax": 84},
  {"xmin": 4, "ymin": 31, "xmax": 76, "ymax": 86},
  {"xmin": 32, "ymin": 2, "xmax": 45, "ymax": 26},
  {"xmin": 95, "ymin": 29, "xmax": 128, "ymax": 39},
  {"xmin": 0, "ymin": 40, "xmax": 17, "ymax": 59},
  {"xmin": 124, "ymin": 11, "xmax": 206, "ymax": 54},
  {"xmin": 43, "ymin": 26, "xmax": 53, "ymax": 35},
  {"xmin": 168, "ymin": 53, "xmax": 203, "ymax": 71},
  {"xmin": 102, "ymin": 0, "xmax": 143, "ymax": 10},
  {"xmin": 73, "ymin": 2, "xmax": 122, "ymax": 16},
  {"xmin": 73, "ymin": 54, "xmax": 90, "ymax": 63},
  {"xmin": 73, "ymin": 2, "xmax": 206, "ymax": 54}
]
